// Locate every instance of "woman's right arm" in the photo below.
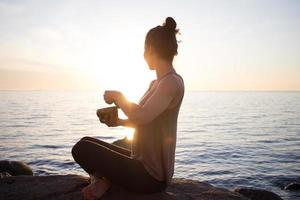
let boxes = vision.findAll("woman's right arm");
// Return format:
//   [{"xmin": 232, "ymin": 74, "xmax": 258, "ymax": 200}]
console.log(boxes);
[
  {"xmin": 101, "ymin": 116, "xmax": 136, "ymax": 128},
  {"xmin": 114, "ymin": 76, "xmax": 177, "ymax": 125},
  {"xmin": 117, "ymin": 118, "xmax": 136, "ymax": 128},
  {"xmin": 116, "ymin": 81, "xmax": 156, "ymax": 128}
]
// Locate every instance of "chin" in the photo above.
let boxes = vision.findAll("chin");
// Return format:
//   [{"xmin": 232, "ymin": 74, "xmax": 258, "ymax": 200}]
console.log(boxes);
[{"xmin": 149, "ymin": 65, "xmax": 155, "ymax": 70}]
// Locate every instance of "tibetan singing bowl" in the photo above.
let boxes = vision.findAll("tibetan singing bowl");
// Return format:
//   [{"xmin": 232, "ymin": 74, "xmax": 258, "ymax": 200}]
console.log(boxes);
[{"xmin": 96, "ymin": 106, "xmax": 118, "ymax": 123}]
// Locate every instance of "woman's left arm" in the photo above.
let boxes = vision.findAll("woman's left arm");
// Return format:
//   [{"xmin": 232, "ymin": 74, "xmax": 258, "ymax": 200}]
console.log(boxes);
[{"xmin": 104, "ymin": 76, "xmax": 178, "ymax": 125}]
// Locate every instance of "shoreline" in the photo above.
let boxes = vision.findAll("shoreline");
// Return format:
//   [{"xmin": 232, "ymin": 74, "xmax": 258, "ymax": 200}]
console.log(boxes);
[
  {"xmin": 1, "ymin": 138, "xmax": 298, "ymax": 199},
  {"xmin": 0, "ymin": 173, "xmax": 284, "ymax": 200}
]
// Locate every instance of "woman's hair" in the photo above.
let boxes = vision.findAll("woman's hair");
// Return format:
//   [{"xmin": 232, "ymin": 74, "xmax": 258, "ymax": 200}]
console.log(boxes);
[{"xmin": 145, "ymin": 17, "xmax": 179, "ymax": 63}]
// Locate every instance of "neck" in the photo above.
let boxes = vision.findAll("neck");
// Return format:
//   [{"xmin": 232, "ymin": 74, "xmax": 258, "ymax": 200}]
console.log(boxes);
[{"xmin": 155, "ymin": 60, "xmax": 175, "ymax": 80}]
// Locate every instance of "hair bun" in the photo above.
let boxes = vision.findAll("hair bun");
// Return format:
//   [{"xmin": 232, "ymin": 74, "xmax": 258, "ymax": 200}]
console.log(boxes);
[{"xmin": 163, "ymin": 17, "xmax": 177, "ymax": 32}]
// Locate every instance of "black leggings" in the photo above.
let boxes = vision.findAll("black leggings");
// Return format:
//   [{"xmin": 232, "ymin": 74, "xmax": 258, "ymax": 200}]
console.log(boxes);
[{"xmin": 71, "ymin": 136, "xmax": 166, "ymax": 194}]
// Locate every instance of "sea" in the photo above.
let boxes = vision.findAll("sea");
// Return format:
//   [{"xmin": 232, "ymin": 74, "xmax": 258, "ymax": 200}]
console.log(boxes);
[{"xmin": 0, "ymin": 91, "xmax": 299, "ymax": 200}]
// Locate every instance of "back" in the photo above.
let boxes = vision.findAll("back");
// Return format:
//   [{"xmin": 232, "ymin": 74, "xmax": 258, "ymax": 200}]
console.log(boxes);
[{"xmin": 131, "ymin": 72, "xmax": 184, "ymax": 185}]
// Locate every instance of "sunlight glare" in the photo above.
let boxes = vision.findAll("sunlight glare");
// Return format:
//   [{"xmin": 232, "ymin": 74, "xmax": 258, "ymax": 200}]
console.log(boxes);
[
  {"xmin": 87, "ymin": 28, "xmax": 155, "ymax": 102},
  {"xmin": 124, "ymin": 127, "xmax": 134, "ymax": 141}
]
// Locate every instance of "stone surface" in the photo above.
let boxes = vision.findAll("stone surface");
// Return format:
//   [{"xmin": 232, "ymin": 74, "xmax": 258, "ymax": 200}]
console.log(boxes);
[
  {"xmin": 234, "ymin": 187, "xmax": 283, "ymax": 200},
  {"xmin": 101, "ymin": 178, "xmax": 249, "ymax": 200},
  {"xmin": 0, "ymin": 160, "xmax": 33, "ymax": 176},
  {"xmin": 0, "ymin": 175, "xmax": 250, "ymax": 200},
  {"xmin": 0, "ymin": 172, "xmax": 12, "ymax": 178},
  {"xmin": 0, "ymin": 175, "xmax": 89, "ymax": 200}
]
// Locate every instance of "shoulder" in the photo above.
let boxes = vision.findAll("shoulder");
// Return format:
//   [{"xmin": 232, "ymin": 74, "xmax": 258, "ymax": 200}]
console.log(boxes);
[
  {"xmin": 147, "ymin": 79, "xmax": 157, "ymax": 92},
  {"xmin": 149, "ymin": 79, "xmax": 156, "ymax": 87},
  {"xmin": 161, "ymin": 73, "xmax": 184, "ymax": 89},
  {"xmin": 157, "ymin": 75, "xmax": 181, "ymax": 96}
]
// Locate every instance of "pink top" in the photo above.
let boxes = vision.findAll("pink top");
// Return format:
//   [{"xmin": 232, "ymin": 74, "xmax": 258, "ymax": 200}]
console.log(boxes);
[{"xmin": 131, "ymin": 71, "xmax": 185, "ymax": 185}]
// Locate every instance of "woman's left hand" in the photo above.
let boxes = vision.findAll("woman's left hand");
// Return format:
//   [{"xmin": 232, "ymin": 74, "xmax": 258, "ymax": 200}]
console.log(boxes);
[{"xmin": 103, "ymin": 90, "xmax": 122, "ymax": 105}]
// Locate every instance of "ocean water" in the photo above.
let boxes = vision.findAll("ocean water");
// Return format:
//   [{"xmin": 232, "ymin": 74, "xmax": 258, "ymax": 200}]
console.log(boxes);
[{"xmin": 0, "ymin": 91, "xmax": 299, "ymax": 200}]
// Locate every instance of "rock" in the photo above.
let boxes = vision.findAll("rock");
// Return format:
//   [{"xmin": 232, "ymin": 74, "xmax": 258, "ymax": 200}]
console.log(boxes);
[
  {"xmin": 101, "ymin": 178, "xmax": 249, "ymax": 200},
  {"xmin": 234, "ymin": 187, "xmax": 283, "ymax": 200},
  {"xmin": 0, "ymin": 160, "xmax": 33, "ymax": 176},
  {"xmin": 284, "ymin": 182, "xmax": 300, "ymax": 190},
  {"xmin": 0, "ymin": 175, "xmax": 249, "ymax": 200},
  {"xmin": 0, "ymin": 175, "xmax": 89, "ymax": 200},
  {"xmin": 112, "ymin": 137, "xmax": 132, "ymax": 150},
  {"xmin": 0, "ymin": 172, "xmax": 12, "ymax": 178}
]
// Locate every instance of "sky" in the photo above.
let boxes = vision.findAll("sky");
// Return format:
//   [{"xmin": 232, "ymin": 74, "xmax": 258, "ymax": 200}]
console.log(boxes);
[{"xmin": 0, "ymin": 0, "xmax": 300, "ymax": 98}]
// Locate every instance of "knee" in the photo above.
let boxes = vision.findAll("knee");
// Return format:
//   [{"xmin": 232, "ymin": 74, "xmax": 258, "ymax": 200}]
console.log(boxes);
[
  {"xmin": 71, "ymin": 141, "xmax": 82, "ymax": 161},
  {"xmin": 72, "ymin": 136, "xmax": 93, "ymax": 156}
]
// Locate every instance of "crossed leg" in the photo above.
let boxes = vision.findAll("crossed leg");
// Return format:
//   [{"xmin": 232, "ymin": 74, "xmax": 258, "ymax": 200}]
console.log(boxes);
[
  {"xmin": 73, "ymin": 136, "xmax": 132, "ymax": 199},
  {"xmin": 72, "ymin": 136, "xmax": 165, "ymax": 199}
]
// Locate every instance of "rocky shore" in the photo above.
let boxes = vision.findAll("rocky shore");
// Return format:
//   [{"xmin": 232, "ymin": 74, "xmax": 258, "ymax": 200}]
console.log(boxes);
[
  {"xmin": 0, "ymin": 172, "xmax": 284, "ymax": 200},
  {"xmin": 0, "ymin": 138, "xmax": 292, "ymax": 200}
]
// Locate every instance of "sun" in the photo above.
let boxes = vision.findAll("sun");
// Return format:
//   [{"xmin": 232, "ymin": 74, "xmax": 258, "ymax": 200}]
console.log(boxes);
[{"xmin": 87, "ymin": 30, "xmax": 155, "ymax": 103}]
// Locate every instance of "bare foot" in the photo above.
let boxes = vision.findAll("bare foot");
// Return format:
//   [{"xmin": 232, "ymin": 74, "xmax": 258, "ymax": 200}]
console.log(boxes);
[{"xmin": 82, "ymin": 177, "xmax": 111, "ymax": 200}]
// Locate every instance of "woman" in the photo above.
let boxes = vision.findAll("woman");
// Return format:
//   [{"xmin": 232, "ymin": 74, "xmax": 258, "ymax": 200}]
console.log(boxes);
[{"xmin": 72, "ymin": 17, "xmax": 185, "ymax": 199}]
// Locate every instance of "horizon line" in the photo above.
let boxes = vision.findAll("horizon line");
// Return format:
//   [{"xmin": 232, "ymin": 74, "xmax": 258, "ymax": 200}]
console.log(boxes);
[{"xmin": 0, "ymin": 89, "xmax": 299, "ymax": 92}]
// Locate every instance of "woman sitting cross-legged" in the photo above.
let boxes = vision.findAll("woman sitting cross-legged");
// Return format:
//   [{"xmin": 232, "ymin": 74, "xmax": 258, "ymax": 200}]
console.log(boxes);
[{"xmin": 72, "ymin": 16, "xmax": 185, "ymax": 200}]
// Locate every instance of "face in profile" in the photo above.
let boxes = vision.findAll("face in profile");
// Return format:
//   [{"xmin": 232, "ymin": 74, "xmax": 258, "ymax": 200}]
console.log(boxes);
[{"xmin": 144, "ymin": 44, "xmax": 155, "ymax": 70}]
